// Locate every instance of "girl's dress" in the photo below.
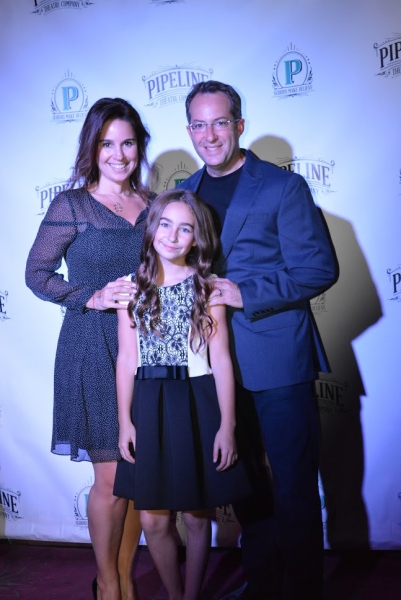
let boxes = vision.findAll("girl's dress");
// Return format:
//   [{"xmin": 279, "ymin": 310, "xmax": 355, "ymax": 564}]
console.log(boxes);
[
  {"xmin": 25, "ymin": 189, "xmax": 149, "ymax": 462},
  {"xmin": 113, "ymin": 275, "xmax": 252, "ymax": 510}
]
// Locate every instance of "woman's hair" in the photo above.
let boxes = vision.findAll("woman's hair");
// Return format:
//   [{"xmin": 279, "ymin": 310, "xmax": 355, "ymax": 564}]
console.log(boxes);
[
  {"xmin": 129, "ymin": 189, "xmax": 220, "ymax": 351},
  {"xmin": 68, "ymin": 97, "xmax": 151, "ymax": 198}
]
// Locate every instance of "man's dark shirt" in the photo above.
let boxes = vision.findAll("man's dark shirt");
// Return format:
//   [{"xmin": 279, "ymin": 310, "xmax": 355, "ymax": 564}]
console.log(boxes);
[{"xmin": 198, "ymin": 166, "xmax": 243, "ymax": 235}]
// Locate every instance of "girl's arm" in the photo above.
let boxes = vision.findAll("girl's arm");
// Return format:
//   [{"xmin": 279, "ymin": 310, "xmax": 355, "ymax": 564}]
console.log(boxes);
[
  {"xmin": 116, "ymin": 307, "xmax": 138, "ymax": 463},
  {"xmin": 207, "ymin": 303, "xmax": 238, "ymax": 472}
]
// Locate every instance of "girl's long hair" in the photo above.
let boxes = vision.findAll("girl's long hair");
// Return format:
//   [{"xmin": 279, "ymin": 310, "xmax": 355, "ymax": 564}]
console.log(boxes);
[{"xmin": 128, "ymin": 189, "xmax": 220, "ymax": 351}]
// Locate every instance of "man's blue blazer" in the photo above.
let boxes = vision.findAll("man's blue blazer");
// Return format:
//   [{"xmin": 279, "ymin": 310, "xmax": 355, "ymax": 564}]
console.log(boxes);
[{"xmin": 179, "ymin": 150, "xmax": 337, "ymax": 391}]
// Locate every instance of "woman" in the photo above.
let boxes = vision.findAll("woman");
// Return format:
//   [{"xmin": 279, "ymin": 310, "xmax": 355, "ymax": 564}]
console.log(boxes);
[{"xmin": 25, "ymin": 97, "xmax": 153, "ymax": 600}]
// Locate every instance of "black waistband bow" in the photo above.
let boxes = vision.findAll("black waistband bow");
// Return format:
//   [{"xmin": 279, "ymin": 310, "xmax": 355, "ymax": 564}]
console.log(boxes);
[{"xmin": 135, "ymin": 365, "xmax": 189, "ymax": 380}]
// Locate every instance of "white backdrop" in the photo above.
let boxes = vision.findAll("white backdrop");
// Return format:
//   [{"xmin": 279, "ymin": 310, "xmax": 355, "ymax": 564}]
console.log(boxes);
[{"xmin": 0, "ymin": 0, "xmax": 400, "ymax": 549}]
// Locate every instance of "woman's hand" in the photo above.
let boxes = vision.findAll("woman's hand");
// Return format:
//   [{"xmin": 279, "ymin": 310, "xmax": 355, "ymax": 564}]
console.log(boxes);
[
  {"xmin": 87, "ymin": 276, "xmax": 136, "ymax": 310},
  {"xmin": 118, "ymin": 422, "xmax": 136, "ymax": 464},
  {"xmin": 213, "ymin": 427, "xmax": 238, "ymax": 471}
]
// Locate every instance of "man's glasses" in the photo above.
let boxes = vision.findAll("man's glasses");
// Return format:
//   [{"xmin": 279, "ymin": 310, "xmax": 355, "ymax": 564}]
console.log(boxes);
[{"xmin": 188, "ymin": 119, "xmax": 241, "ymax": 133}]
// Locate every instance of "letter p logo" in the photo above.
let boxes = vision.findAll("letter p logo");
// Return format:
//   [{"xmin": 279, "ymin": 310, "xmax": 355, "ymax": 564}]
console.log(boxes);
[
  {"xmin": 62, "ymin": 86, "xmax": 79, "ymax": 111},
  {"xmin": 284, "ymin": 60, "xmax": 302, "ymax": 85},
  {"xmin": 392, "ymin": 272, "xmax": 401, "ymax": 294}
]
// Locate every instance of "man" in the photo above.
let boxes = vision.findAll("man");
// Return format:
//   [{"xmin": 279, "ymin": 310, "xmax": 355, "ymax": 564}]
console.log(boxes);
[{"xmin": 178, "ymin": 80, "xmax": 337, "ymax": 600}]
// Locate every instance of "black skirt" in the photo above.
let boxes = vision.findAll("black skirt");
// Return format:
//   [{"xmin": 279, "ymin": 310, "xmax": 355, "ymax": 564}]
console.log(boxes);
[{"xmin": 113, "ymin": 371, "xmax": 252, "ymax": 511}]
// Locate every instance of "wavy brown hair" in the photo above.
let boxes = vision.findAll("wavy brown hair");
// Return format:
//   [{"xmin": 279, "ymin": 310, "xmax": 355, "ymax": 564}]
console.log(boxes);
[
  {"xmin": 128, "ymin": 189, "xmax": 220, "ymax": 351},
  {"xmin": 68, "ymin": 97, "xmax": 151, "ymax": 199}
]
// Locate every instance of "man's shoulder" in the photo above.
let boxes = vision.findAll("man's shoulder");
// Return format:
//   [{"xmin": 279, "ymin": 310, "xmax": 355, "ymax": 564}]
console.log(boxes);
[
  {"xmin": 245, "ymin": 150, "xmax": 306, "ymax": 185},
  {"xmin": 246, "ymin": 150, "xmax": 292, "ymax": 176}
]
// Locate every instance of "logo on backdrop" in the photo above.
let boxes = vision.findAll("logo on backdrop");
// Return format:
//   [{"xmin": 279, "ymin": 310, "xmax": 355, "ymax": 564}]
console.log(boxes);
[
  {"xmin": 276, "ymin": 156, "xmax": 335, "ymax": 198},
  {"xmin": 315, "ymin": 374, "xmax": 348, "ymax": 416},
  {"xmin": 215, "ymin": 505, "xmax": 238, "ymax": 526},
  {"xmin": 51, "ymin": 71, "xmax": 89, "ymax": 123},
  {"xmin": 163, "ymin": 161, "xmax": 192, "ymax": 190},
  {"xmin": 272, "ymin": 43, "xmax": 313, "ymax": 98},
  {"xmin": 310, "ymin": 293, "xmax": 328, "ymax": 316},
  {"xmin": 74, "ymin": 479, "xmax": 93, "ymax": 528},
  {"xmin": 143, "ymin": 65, "xmax": 213, "ymax": 108},
  {"xmin": 36, "ymin": 180, "xmax": 69, "ymax": 215},
  {"xmin": 0, "ymin": 486, "xmax": 22, "ymax": 521},
  {"xmin": 32, "ymin": 0, "xmax": 94, "ymax": 15},
  {"xmin": 374, "ymin": 34, "xmax": 401, "ymax": 78},
  {"xmin": 387, "ymin": 264, "xmax": 401, "ymax": 303},
  {"xmin": 0, "ymin": 290, "xmax": 10, "ymax": 322}
]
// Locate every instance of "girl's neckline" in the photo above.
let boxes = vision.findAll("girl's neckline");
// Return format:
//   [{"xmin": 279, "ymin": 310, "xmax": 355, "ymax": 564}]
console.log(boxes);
[{"xmin": 157, "ymin": 273, "xmax": 194, "ymax": 289}]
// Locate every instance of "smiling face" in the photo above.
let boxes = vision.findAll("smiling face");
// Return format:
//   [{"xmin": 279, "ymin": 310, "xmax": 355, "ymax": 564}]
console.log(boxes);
[
  {"xmin": 186, "ymin": 91, "xmax": 245, "ymax": 177},
  {"xmin": 96, "ymin": 118, "xmax": 138, "ymax": 187},
  {"xmin": 153, "ymin": 201, "xmax": 197, "ymax": 267}
]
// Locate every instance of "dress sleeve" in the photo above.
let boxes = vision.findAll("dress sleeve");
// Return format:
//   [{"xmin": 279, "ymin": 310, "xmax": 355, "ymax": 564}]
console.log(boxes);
[{"xmin": 25, "ymin": 191, "xmax": 93, "ymax": 310}]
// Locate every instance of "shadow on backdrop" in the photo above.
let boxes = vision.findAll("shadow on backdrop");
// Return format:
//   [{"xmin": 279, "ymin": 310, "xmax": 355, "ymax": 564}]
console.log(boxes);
[{"xmin": 250, "ymin": 135, "xmax": 382, "ymax": 551}]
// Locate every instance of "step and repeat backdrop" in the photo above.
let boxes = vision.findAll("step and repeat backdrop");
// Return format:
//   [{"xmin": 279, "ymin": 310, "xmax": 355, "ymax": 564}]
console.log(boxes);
[{"xmin": 0, "ymin": 0, "xmax": 400, "ymax": 549}]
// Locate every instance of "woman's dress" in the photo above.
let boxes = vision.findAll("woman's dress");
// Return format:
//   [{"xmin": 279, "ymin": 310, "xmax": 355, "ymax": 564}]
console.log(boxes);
[
  {"xmin": 113, "ymin": 275, "xmax": 252, "ymax": 510},
  {"xmin": 25, "ymin": 188, "xmax": 148, "ymax": 462}
]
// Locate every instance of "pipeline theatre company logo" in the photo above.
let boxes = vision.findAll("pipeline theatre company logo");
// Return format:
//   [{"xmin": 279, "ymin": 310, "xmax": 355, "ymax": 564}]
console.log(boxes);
[
  {"xmin": 143, "ymin": 64, "xmax": 212, "ymax": 108},
  {"xmin": 162, "ymin": 161, "xmax": 192, "ymax": 191},
  {"xmin": 32, "ymin": 0, "xmax": 94, "ymax": 15},
  {"xmin": 310, "ymin": 292, "xmax": 328, "ymax": 316},
  {"xmin": 272, "ymin": 43, "xmax": 313, "ymax": 98},
  {"xmin": 315, "ymin": 374, "xmax": 348, "ymax": 416},
  {"xmin": 74, "ymin": 479, "xmax": 93, "ymax": 528},
  {"xmin": 214, "ymin": 504, "xmax": 238, "ymax": 526},
  {"xmin": 51, "ymin": 71, "xmax": 89, "ymax": 123},
  {"xmin": 36, "ymin": 180, "xmax": 69, "ymax": 215},
  {"xmin": 276, "ymin": 156, "xmax": 336, "ymax": 198},
  {"xmin": 0, "ymin": 290, "xmax": 10, "ymax": 322},
  {"xmin": 374, "ymin": 34, "xmax": 401, "ymax": 79},
  {"xmin": 387, "ymin": 264, "xmax": 401, "ymax": 303},
  {"xmin": 0, "ymin": 485, "xmax": 22, "ymax": 521}
]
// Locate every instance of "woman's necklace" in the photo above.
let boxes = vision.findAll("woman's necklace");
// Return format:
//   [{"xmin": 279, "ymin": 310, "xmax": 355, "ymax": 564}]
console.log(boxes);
[{"xmin": 105, "ymin": 190, "xmax": 135, "ymax": 213}]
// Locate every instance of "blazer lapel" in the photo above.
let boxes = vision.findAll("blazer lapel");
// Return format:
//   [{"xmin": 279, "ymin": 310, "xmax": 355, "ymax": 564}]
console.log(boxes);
[{"xmin": 220, "ymin": 153, "xmax": 261, "ymax": 261}]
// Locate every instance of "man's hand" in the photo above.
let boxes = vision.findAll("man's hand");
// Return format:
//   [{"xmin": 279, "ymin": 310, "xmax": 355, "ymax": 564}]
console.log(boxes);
[{"xmin": 209, "ymin": 277, "xmax": 243, "ymax": 308}]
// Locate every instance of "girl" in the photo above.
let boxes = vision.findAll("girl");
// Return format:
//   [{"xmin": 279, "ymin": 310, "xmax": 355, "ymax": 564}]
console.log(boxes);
[{"xmin": 113, "ymin": 189, "xmax": 250, "ymax": 600}]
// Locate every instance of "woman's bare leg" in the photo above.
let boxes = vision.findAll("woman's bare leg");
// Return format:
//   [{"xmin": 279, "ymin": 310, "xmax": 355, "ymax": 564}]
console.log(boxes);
[
  {"xmin": 118, "ymin": 500, "xmax": 142, "ymax": 600},
  {"xmin": 141, "ymin": 510, "xmax": 184, "ymax": 600},
  {"xmin": 88, "ymin": 461, "xmax": 128, "ymax": 600},
  {"xmin": 182, "ymin": 511, "xmax": 211, "ymax": 600}
]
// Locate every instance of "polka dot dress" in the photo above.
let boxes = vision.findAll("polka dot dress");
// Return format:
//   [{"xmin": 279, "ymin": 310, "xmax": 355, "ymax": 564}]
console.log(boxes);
[{"xmin": 26, "ymin": 188, "xmax": 150, "ymax": 462}]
